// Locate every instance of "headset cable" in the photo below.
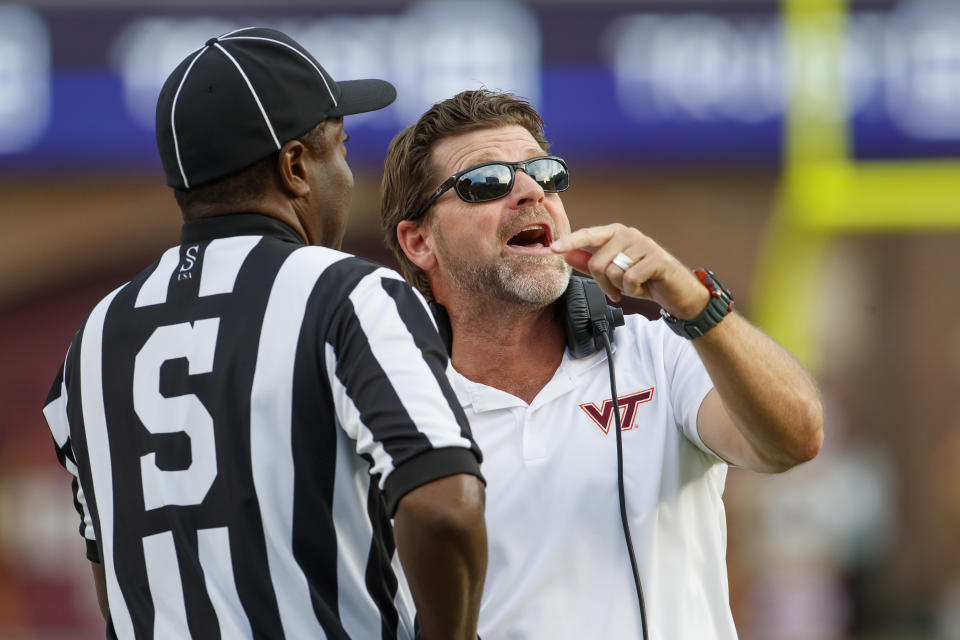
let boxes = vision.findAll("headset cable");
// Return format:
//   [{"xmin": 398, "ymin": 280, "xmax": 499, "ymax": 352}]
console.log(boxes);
[{"xmin": 597, "ymin": 321, "xmax": 649, "ymax": 640}]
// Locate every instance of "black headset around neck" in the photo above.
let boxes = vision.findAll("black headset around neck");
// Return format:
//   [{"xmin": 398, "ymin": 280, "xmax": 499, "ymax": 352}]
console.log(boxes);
[{"xmin": 428, "ymin": 276, "xmax": 624, "ymax": 358}]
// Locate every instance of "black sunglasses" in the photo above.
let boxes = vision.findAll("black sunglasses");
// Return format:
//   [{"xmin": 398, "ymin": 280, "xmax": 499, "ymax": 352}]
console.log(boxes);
[{"xmin": 412, "ymin": 155, "xmax": 570, "ymax": 220}]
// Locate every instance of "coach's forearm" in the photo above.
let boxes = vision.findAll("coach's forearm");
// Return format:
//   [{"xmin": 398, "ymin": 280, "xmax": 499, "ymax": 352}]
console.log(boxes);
[
  {"xmin": 694, "ymin": 312, "xmax": 824, "ymax": 471},
  {"xmin": 393, "ymin": 474, "xmax": 487, "ymax": 640}
]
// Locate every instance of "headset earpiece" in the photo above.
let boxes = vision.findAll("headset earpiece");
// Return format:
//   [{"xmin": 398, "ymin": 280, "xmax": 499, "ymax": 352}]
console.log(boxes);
[
  {"xmin": 562, "ymin": 277, "xmax": 594, "ymax": 358},
  {"xmin": 562, "ymin": 276, "xmax": 625, "ymax": 358}
]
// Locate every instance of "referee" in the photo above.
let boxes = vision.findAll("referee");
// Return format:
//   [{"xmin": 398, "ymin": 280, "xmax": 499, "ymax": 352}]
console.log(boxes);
[{"xmin": 41, "ymin": 28, "xmax": 486, "ymax": 640}]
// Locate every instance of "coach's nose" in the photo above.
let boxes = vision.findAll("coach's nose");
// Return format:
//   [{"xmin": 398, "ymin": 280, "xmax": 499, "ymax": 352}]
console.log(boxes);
[{"xmin": 508, "ymin": 168, "xmax": 545, "ymax": 209}]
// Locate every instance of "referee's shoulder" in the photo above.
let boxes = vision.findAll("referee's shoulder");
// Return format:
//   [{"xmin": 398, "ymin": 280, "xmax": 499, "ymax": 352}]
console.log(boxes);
[
  {"xmin": 297, "ymin": 246, "xmax": 413, "ymax": 297},
  {"xmin": 295, "ymin": 245, "xmax": 409, "ymax": 289}
]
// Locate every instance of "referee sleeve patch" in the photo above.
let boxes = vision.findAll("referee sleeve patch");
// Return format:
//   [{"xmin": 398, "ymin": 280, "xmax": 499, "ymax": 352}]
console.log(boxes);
[
  {"xmin": 43, "ymin": 387, "xmax": 70, "ymax": 450},
  {"xmin": 43, "ymin": 353, "xmax": 98, "ymax": 546},
  {"xmin": 43, "ymin": 356, "xmax": 70, "ymax": 448},
  {"xmin": 382, "ymin": 448, "xmax": 484, "ymax": 517}
]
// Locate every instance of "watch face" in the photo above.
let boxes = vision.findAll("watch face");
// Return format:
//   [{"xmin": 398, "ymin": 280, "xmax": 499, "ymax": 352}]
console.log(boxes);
[
  {"xmin": 696, "ymin": 268, "xmax": 733, "ymax": 302},
  {"xmin": 695, "ymin": 268, "xmax": 716, "ymax": 290},
  {"xmin": 663, "ymin": 269, "xmax": 734, "ymax": 339},
  {"xmin": 694, "ymin": 268, "xmax": 734, "ymax": 316}
]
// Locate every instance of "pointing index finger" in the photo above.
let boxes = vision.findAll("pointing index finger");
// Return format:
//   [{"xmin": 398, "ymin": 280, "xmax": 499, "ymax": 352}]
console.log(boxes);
[{"xmin": 551, "ymin": 225, "xmax": 618, "ymax": 253}]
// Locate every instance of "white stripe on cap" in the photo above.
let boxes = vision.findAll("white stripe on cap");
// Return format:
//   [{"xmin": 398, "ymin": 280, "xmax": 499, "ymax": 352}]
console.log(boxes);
[
  {"xmin": 217, "ymin": 26, "xmax": 259, "ymax": 39},
  {"xmin": 170, "ymin": 46, "xmax": 210, "ymax": 189},
  {"xmin": 220, "ymin": 36, "xmax": 338, "ymax": 108},
  {"xmin": 213, "ymin": 42, "xmax": 282, "ymax": 150}
]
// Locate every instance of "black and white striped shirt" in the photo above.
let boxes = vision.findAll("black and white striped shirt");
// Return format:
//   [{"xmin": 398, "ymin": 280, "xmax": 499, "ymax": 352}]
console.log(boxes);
[{"xmin": 42, "ymin": 213, "xmax": 482, "ymax": 639}]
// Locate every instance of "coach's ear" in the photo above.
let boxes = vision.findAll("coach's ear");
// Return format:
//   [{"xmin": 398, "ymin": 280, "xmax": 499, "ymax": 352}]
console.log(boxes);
[{"xmin": 397, "ymin": 220, "xmax": 438, "ymax": 272}]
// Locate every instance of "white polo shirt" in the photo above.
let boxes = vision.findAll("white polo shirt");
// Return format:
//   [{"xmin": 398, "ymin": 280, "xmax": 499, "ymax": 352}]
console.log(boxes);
[{"xmin": 452, "ymin": 314, "xmax": 738, "ymax": 640}]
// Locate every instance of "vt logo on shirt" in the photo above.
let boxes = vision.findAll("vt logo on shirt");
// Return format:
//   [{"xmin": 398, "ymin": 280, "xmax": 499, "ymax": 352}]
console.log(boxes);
[{"xmin": 579, "ymin": 388, "xmax": 654, "ymax": 434}]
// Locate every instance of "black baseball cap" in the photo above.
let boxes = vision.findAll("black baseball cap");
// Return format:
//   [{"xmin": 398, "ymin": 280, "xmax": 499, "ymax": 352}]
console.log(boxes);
[{"xmin": 156, "ymin": 26, "xmax": 396, "ymax": 189}]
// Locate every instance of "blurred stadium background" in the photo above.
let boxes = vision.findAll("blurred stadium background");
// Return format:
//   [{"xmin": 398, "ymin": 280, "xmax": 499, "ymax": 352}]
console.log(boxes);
[{"xmin": 1, "ymin": 0, "xmax": 958, "ymax": 638}]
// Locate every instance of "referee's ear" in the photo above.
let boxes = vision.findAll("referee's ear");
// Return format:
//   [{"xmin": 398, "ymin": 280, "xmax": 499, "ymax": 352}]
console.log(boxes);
[{"xmin": 276, "ymin": 139, "xmax": 311, "ymax": 199}]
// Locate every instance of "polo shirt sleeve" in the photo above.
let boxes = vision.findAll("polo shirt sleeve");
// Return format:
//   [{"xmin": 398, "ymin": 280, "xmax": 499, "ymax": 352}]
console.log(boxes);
[
  {"xmin": 42, "ymin": 355, "xmax": 100, "ymax": 563},
  {"xmin": 654, "ymin": 319, "xmax": 720, "ymax": 459},
  {"xmin": 325, "ymin": 266, "xmax": 483, "ymax": 515}
]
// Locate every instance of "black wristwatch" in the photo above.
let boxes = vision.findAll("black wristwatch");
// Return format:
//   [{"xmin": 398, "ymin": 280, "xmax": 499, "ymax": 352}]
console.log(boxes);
[{"xmin": 660, "ymin": 268, "xmax": 734, "ymax": 339}]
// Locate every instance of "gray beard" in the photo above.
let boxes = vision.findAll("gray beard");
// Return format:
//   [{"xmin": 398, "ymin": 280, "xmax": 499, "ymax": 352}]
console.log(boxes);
[
  {"xmin": 440, "ymin": 247, "xmax": 572, "ymax": 308},
  {"xmin": 433, "ymin": 204, "xmax": 572, "ymax": 307}
]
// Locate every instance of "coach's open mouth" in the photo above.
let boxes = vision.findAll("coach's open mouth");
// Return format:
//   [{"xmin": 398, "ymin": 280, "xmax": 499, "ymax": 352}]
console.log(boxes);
[{"xmin": 506, "ymin": 224, "xmax": 552, "ymax": 249}]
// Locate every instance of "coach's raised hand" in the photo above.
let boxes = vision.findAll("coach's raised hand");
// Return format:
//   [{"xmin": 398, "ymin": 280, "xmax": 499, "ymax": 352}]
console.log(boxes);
[{"xmin": 551, "ymin": 222, "xmax": 710, "ymax": 320}]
